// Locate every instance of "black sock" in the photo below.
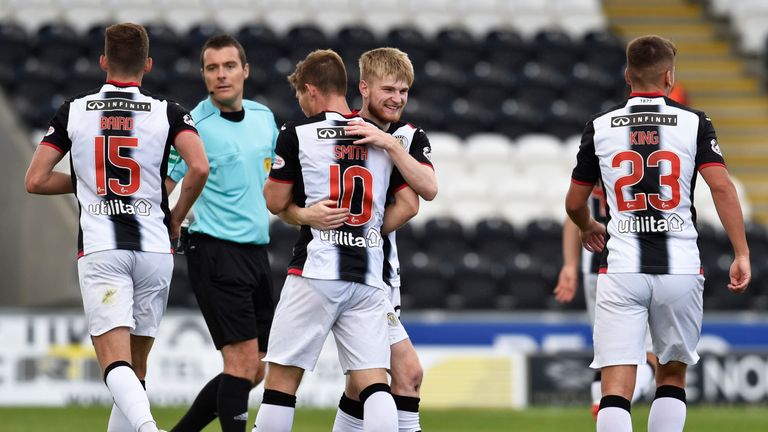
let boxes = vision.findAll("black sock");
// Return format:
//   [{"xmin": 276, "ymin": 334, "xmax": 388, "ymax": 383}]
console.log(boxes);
[
  {"xmin": 218, "ymin": 373, "xmax": 253, "ymax": 432},
  {"xmin": 171, "ymin": 374, "xmax": 222, "ymax": 432},
  {"xmin": 338, "ymin": 392, "xmax": 364, "ymax": 419}
]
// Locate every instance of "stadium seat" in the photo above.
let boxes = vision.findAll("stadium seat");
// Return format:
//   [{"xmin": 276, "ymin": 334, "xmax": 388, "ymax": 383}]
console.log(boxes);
[
  {"xmin": 500, "ymin": 252, "xmax": 550, "ymax": 309},
  {"xmin": 400, "ymin": 253, "xmax": 452, "ymax": 309},
  {"xmin": 472, "ymin": 217, "xmax": 520, "ymax": 265},
  {"xmin": 452, "ymin": 253, "xmax": 502, "ymax": 309},
  {"xmin": 0, "ymin": 22, "xmax": 30, "ymax": 66}
]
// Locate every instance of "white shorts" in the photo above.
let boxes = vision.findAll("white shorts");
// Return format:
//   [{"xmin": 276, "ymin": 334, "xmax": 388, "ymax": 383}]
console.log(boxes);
[
  {"xmin": 78, "ymin": 250, "xmax": 172, "ymax": 337},
  {"xmin": 388, "ymin": 285, "xmax": 409, "ymax": 346},
  {"xmin": 586, "ymin": 272, "xmax": 653, "ymax": 352},
  {"xmin": 591, "ymin": 273, "xmax": 704, "ymax": 369},
  {"xmin": 264, "ymin": 275, "xmax": 392, "ymax": 373}
]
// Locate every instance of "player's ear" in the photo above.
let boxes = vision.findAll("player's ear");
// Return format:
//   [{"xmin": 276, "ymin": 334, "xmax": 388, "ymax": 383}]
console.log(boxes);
[
  {"xmin": 243, "ymin": 62, "xmax": 250, "ymax": 79},
  {"xmin": 99, "ymin": 54, "xmax": 108, "ymax": 72},
  {"xmin": 359, "ymin": 79, "xmax": 369, "ymax": 98},
  {"xmin": 144, "ymin": 57, "xmax": 153, "ymax": 74},
  {"xmin": 623, "ymin": 67, "xmax": 631, "ymax": 86}
]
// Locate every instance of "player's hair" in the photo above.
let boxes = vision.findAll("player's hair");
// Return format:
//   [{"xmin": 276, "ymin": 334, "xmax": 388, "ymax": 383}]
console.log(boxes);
[
  {"xmin": 104, "ymin": 23, "xmax": 149, "ymax": 76},
  {"xmin": 359, "ymin": 47, "xmax": 414, "ymax": 86},
  {"xmin": 287, "ymin": 49, "xmax": 347, "ymax": 96},
  {"xmin": 200, "ymin": 34, "xmax": 247, "ymax": 69},
  {"xmin": 625, "ymin": 35, "xmax": 677, "ymax": 87}
]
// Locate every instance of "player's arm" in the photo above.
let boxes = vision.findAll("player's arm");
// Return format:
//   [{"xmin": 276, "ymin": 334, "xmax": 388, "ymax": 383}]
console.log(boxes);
[
  {"xmin": 554, "ymin": 217, "xmax": 581, "ymax": 303},
  {"xmin": 170, "ymin": 132, "xmax": 209, "ymax": 239},
  {"xmin": 381, "ymin": 186, "xmax": 419, "ymax": 235},
  {"xmin": 165, "ymin": 177, "xmax": 178, "ymax": 194},
  {"xmin": 264, "ymin": 179, "xmax": 294, "ymax": 216},
  {"xmin": 345, "ymin": 120, "xmax": 437, "ymax": 200},
  {"xmin": 565, "ymin": 182, "xmax": 605, "ymax": 253},
  {"xmin": 279, "ymin": 201, "xmax": 349, "ymax": 229},
  {"xmin": 25, "ymin": 145, "xmax": 72, "ymax": 195},
  {"xmin": 700, "ymin": 165, "xmax": 751, "ymax": 293}
]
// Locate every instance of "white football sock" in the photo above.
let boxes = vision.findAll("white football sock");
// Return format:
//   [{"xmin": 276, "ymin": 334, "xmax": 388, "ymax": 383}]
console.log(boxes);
[
  {"xmin": 362, "ymin": 391, "xmax": 398, "ymax": 432},
  {"xmin": 648, "ymin": 392, "xmax": 686, "ymax": 432},
  {"xmin": 333, "ymin": 408, "xmax": 364, "ymax": 432},
  {"xmin": 105, "ymin": 364, "xmax": 155, "ymax": 432},
  {"xmin": 597, "ymin": 407, "xmax": 632, "ymax": 432},
  {"xmin": 631, "ymin": 362, "xmax": 655, "ymax": 403},
  {"xmin": 396, "ymin": 410, "xmax": 421, "ymax": 432},
  {"xmin": 107, "ymin": 403, "xmax": 133, "ymax": 432},
  {"xmin": 254, "ymin": 403, "xmax": 295, "ymax": 432},
  {"xmin": 591, "ymin": 380, "xmax": 602, "ymax": 404}
]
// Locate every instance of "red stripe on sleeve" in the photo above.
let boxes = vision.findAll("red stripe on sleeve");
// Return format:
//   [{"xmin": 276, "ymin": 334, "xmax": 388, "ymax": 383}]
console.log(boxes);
[
  {"xmin": 571, "ymin": 178, "xmax": 596, "ymax": 186},
  {"xmin": 268, "ymin": 177, "xmax": 294, "ymax": 184},
  {"xmin": 173, "ymin": 129, "xmax": 199, "ymax": 141},
  {"xmin": 698, "ymin": 162, "xmax": 727, "ymax": 171},
  {"xmin": 392, "ymin": 183, "xmax": 410, "ymax": 193},
  {"xmin": 40, "ymin": 141, "xmax": 65, "ymax": 154}
]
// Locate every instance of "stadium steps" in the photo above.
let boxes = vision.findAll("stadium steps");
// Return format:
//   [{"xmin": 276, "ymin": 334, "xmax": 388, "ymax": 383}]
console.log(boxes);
[{"xmin": 604, "ymin": 0, "xmax": 768, "ymax": 224}]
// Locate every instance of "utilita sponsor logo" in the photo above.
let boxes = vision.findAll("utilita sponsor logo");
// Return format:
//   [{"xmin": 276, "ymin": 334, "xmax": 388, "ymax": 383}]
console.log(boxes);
[
  {"xmin": 319, "ymin": 228, "xmax": 383, "ymax": 248},
  {"xmin": 88, "ymin": 199, "xmax": 151, "ymax": 216},
  {"xmin": 617, "ymin": 214, "xmax": 684, "ymax": 234}
]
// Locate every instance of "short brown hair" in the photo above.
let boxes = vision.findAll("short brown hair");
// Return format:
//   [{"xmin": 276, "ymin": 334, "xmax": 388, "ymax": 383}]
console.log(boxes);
[
  {"xmin": 626, "ymin": 35, "xmax": 677, "ymax": 86},
  {"xmin": 359, "ymin": 47, "xmax": 414, "ymax": 86},
  {"xmin": 104, "ymin": 23, "xmax": 149, "ymax": 76},
  {"xmin": 200, "ymin": 34, "xmax": 247, "ymax": 69},
  {"xmin": 287, "ymin": 49, "xmax": 347, "ymax": 96}
]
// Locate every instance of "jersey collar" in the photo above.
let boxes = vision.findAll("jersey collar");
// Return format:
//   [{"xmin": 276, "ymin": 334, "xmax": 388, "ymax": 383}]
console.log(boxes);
[
  {"xmin": 106, "ymin": 80, "xmax": 140, "ymax": 88},
  {"xmin": 629, "ymin": 91, "xmax": 665, "ymax": 98}
]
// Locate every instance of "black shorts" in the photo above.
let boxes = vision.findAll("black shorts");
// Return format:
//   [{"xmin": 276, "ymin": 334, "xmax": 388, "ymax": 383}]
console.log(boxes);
[{"xmin": 186, "ymin": 233, "xmax": 275, "ymax": 351}]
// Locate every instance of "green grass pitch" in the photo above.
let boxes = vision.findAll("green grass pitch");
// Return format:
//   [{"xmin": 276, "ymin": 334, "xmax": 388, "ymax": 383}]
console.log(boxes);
[{"xmin": 0, "ymin": 405, "xmax": 766, "ymax": 431}]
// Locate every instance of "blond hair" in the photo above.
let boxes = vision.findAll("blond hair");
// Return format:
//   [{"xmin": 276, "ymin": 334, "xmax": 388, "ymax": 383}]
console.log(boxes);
[{"xmin": 359, "ymin": 47, "xmax": 414, "ymax": 86}]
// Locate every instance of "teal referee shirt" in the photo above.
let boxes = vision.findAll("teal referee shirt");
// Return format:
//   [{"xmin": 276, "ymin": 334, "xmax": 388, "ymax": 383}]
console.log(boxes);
[{"xmin": 168, "ymin": 97, "xmax": 278, "ymax": 245}]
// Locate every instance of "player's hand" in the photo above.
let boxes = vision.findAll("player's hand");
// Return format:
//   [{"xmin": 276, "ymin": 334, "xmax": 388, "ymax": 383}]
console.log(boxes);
[
  {"xmin": 580, "ymin": 219, "xmax": 606, "ymax": 253},
  {"xmin": 169, "ymin": 219, "xmax": 182, "ymax": 248},
  {"xmin": 554, "ymin": 266, "xmax": 578, "ymax": 303},
  {"xmin": 303, "ymin": 200, "xmax": 349, "ymax": 230},
  {"xmin": 727, "ymin": 255, "xmax": 751, "ymax": 294},
  {"xmin": 344, "ymin": 120, "xmax": 397, "ymax": 150}
]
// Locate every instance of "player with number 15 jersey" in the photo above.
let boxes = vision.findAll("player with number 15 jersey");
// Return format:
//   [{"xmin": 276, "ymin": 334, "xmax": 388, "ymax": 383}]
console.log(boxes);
[{"xmin": 42, "ymin": 83, "xmax": 198, "ymax": 256}]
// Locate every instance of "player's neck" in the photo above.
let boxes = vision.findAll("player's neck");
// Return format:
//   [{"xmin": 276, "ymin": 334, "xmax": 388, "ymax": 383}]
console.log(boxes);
[
  {"xmin": 319, "ymin": 96, "xmax": 352, "ymax": 116},
  {"xmin": 630, "ymin": 85, "xmax": 668, "ymax": 97},
  {"xmin": 105, "ymin": 72, "xmax": 142, "ymax": 87}
]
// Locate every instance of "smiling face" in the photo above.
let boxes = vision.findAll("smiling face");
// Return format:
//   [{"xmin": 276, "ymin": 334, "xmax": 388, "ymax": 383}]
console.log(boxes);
[
  {"xmin": 202, "ymin": 46, "xmax": 249, "ymax": 112},
  {"xmin": 360, "ymin": 74, "xmax": 409, "ymax": 128}
]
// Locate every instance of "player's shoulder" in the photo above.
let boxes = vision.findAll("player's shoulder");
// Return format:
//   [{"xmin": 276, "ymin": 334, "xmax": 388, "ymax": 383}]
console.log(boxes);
[
  {"xmin": 590, "ymin": 100, "xmax": 630, "ymax": 123},
  {"xmin": 663, "ymin": 97, "xmax": 708, "ymax": 120},
  {"xmin": 66, "ymin": 86, "xmax": 108, "ymax": 105}
]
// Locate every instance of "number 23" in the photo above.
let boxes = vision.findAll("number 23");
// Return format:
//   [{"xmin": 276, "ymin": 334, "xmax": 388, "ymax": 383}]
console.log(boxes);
[{"xmin": 612, "ymin": 150, "xmax": 681, "ymax": 212}]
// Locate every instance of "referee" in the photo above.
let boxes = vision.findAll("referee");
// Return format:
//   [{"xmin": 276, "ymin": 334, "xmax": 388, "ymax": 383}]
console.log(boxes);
[{"xmin": 166, "ymin": 34, "xmax": 279, "ymax": 432}]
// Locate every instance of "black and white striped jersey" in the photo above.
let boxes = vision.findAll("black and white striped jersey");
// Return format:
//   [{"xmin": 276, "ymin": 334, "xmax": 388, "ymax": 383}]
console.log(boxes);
[
  {"xmin": 382, "ymin": 121, "xmax": 434, "ymax": 288},
  {"xmin": 41, "ymin": 81, "xmax": 198, "ymax": 257},
  {"xmin": 572, "ymin": 93, "xmax": 726, "ymax": 274},
  {"xmin": 269, "ymin": 111, "xmax": 406, "ymax": 289}
]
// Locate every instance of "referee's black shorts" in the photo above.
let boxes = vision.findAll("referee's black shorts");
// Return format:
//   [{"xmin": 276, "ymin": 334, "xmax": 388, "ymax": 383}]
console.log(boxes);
[{"xmin": 186, "ymin": 233, "xmax": 276, "ymax": 351}]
